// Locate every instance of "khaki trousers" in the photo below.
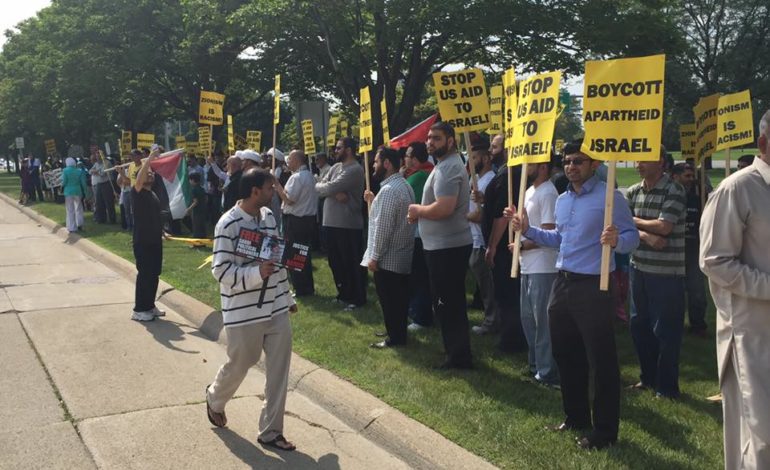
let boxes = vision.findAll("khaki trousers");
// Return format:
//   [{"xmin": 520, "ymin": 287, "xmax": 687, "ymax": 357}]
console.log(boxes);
[{"xmin": 208, "ymin": 313, "xmax": 292, "ymax": 441}]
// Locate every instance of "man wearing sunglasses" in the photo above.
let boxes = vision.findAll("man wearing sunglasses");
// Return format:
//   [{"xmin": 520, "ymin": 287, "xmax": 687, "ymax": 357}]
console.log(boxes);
[{"xmin": 508, "ymin": 139, "xmax": 638, "ymax": 450}]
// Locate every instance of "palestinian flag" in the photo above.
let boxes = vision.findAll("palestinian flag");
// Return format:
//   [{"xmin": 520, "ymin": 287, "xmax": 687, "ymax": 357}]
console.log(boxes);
[
  {"xmin": 150, "ymin": 149, "xmax": 191, "ymax": 220},
  {"xmin": 388, "ymin": 113, "xmax": 438, "ymax": 149}
]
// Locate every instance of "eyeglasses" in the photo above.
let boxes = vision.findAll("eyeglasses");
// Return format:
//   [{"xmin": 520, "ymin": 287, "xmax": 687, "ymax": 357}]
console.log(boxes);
[{"xmin": 563, "ymin": 157, "xmax": 590, "ymax": 166}]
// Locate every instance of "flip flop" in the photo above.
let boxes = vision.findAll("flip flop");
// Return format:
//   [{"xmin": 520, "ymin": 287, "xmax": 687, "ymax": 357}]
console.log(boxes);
[
  {"xmin": 258, "ymin": 434, "xmax": 296, "ymax": 451},
  {"xmin": 205, "ymin": 385, "xmax": 227, "ymax": 428}
]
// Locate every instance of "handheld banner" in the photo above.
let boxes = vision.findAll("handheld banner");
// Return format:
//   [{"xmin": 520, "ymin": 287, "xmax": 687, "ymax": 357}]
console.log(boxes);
[
  {"xmin": 45, "ymin": 139, "xmax": 56, "ymax": 156},
  {"xmin": 198, "ymin": 126, "xmax": 211, "ymax": 154},
  {"xmin": 273, "ymin": 75, "xmax": 281, "ymax": 125},
  {"xmin": 326, "ymin": 114, "xmax": 339, "ymax": 150},
  {"xmin": 503, "ymin": 68, "xmax": 517, "ymax": 152},
  {"xmin": 716, "ymin": 90, "xmax": 753, "ymax": 151},
  {"xmin": 175, "ymin": 136, "xmax": 186, "ymax": 150},
  {"xmin": 227, "ymin": 115, "xmax": 235, "ymax": 154},
  {"xmin": 487, "ymin": 85, "xmax": 503, "ymax": 135},
  {"xmin": 509, "ymin": 71, "xmax": 561, "ymax": 166},
  {"xmin": 340, "ymin": 119, "xmax": 349, "ymax": 137},
  {"xmin": 186, "ymin": 141, "xmax": 199, "ymax": 156},
  {"xmin": 679, "ymin": 124, "xmax": 696, "ymax": 159},
  {"xmin": 199, "ymin": 90, "xmax": 225, "ymax": 126},
  {"xmin": 121, "ymin": 130, "xmax": 132, "ymax": 155},
  {"xmin": 581, "ymin": 54, "xmax": 665, "ymax": 161},
  {"xmin": 433, "ymin": 68, "xmax": 490, "ymax": 132},
  {"xmin": 381, "ymin": 99, "xmax": 390, "ymax": 145},
  {"xmin": 136, "ymin": 133, "xmax": 155, "ymax": 149},
  {"xmin": 302, "ymin": 119, "xmax": 316, "ymax": 154},
  {"xmin": 693, "ymin": 93, "xmax": 719, "ymax": 164},
  {"xmin": 359, "ymin": 87, "xmax": 373, "ymax": 152},
  {"xmin": 246, "ymin": 131, "xmax": 262, "ymax": 151}
]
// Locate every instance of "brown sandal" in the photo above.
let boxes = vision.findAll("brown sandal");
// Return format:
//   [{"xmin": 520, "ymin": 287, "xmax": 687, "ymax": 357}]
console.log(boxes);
[
  {"xmin": 258, "ymin": 434, "xmax": 296, "ymax": 451},
  {"xmin": 205, "ymin": 385, "xmax": 227, "ymax": 428}
]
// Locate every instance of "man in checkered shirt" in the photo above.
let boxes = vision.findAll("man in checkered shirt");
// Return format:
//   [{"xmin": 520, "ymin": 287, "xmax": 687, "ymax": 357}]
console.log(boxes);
[
  {"xmin": 362, "ymin": 147, "xmax": 415, "ymax": 348},
  {"xmin": 625, "ymin": 148, "xmax": 687, "ymax": 399}
]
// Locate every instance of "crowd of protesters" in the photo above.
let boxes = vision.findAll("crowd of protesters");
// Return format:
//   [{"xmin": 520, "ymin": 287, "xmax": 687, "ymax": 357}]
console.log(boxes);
[{"xmin": 13, "ymin": 112, "xmax": 770, "ymax": 464}]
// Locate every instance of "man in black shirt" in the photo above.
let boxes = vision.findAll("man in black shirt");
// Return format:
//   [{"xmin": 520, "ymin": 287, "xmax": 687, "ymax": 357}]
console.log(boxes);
[
  {"xmin": 671, "ymin": 163, "xmax": 708, "ymax": 336},
  {"xmin": 131, "ymin": 148, "xmax": 166, "ymax": 322}
]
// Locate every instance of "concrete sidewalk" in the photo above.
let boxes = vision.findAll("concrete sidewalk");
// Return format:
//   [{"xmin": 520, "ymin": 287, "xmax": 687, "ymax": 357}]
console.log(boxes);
[{"xmin": 0, "ymin": 196, "xmax": 496, "ymax": 470}]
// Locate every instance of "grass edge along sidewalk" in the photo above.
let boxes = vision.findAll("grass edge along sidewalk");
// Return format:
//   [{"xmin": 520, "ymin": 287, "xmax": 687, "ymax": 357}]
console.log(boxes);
[{"xmin": 0, "ymin": 173, "xmax": 724, "ymax": 469}]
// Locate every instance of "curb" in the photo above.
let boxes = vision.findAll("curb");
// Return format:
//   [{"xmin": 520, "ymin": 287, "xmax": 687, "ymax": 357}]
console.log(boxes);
[{"xmin": 0, "ymin": 193, "xmax": 496, "ymax": 470}]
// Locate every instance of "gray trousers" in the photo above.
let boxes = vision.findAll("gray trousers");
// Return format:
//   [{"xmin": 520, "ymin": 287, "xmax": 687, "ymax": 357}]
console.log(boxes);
[
  {"xmin": 208, "ymin": 313, "xmax": 292, "ymax": 441},
  {"xmin": 469, "ymin": 247, "xmax": 499, "ymax": 330}
]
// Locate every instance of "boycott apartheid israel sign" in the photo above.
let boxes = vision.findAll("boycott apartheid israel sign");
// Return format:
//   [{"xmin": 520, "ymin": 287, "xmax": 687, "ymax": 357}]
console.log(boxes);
[
  {"xmin": 509, "ymin": 71, "xmax": 561, "ymax": 165},
  {"xmin": 716, "ymin": 90, "xmax": 753, "ymax": 151},
  {"xmin": 502, "ymin": 68, "xmax": 517, "ymax": 152},
  {"xmin": 302, "ymin": 119, "xmax": 316, "ymax": 154},
  {"xmin": 359, "ymin": 87, "xmax": 373, "ymax": 152},
  {"xmin": 247, "ymin": 130, "xmax": 262, "ymax": 151},
  {"xmin": 581, "ymin": 54, "xmax": 665, "ymax": 161},
  {"xmin": 199, "ymin": 90, "xmax": 225, "ymax": 126},
  {"xmin": 433, "ymin": 68, "xmax": 490, "ymax": 133},
  {"xmin": 487, "ymin": 85, "xmax": 503, "ymax": 136},
  {"xmin": 680, "ymin": 124, "xmax": 696, "ymax": 159},
  {"xmin": 693, "ymin": 93, "xmax": 719, "ymax": 164}
]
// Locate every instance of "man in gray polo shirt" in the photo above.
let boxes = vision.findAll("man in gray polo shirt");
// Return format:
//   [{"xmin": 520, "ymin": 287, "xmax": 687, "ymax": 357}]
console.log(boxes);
[
  {"xmin": 316, "ymin": 137, "xmax": 367, "ymax": 309},
  {"xmin": 408, "ymin": 121, "xmax": 473, "ymax": 369}
]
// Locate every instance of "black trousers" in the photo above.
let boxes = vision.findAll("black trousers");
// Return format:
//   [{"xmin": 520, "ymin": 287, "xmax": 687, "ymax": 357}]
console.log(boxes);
[
  {"xmin": 325, "ymin": 226, "xmax": 366, "ymax": 306},
  {"xmin": 94, "ymin": 182, "xmax": 116, "ymax": 223},
  {"xmin": 374, "ymin": 269, "xmax": 410, "ymax": 344},
  {"xmin": 548, "ymin": 273, "xmax": 620, "ymax": 441},
  {"xmin": 284, "ymin": 214, "xmax": 316, "ymax": 296},
  {"xmin": 492, "ymin": 247, "xmax": 526, "ymax": 352},
  {"xmin": 133, "ymin": 242, "xmax": 162, "ymax": 312},
  {"xmin": 424, "ymin": 244, "xmax": 473, "ymax": 366}
]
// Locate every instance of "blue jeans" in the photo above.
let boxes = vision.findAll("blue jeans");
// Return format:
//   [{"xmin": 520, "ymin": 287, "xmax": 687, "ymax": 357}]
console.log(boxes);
[
  {"xmin": 629, "ymin": 268, "xmax": 685, "ymax": 397},
  {"xmin": 520, "ymin": 273, "xmax": 559, "ymax": 383}
]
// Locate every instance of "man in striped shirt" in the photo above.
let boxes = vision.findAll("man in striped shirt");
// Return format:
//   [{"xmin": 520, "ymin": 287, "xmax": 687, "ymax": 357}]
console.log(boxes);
[
  {"xmin": 626, "ymin": 149, "xmax": 687, "ymax": 399},
  {"xmin": 205, "ymin": 169, "xmax": 298, "ymax": 452}
]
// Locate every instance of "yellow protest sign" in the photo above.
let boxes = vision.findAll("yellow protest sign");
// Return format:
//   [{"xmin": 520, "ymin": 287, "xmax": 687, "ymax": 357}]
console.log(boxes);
[
  {"xmin": 273, "ymin": 74, "xmax": 281, "ymax": 125},
  {"xmin": 326, "ymin": 114, "xmax": 339, "ymax": 150},
  {"xmin": 44, "ymin": 139, "xmax": 56, "ymax": 155},
  {"xmin": 487, "ymin": 85, "xmax": 503, "ymax": 135},
  {"xmin": 381, "ymin": 99, "xmax": 390, "ymax": 145},
  {"xmin": 502, "ymin": 68, "xmax": 517, "ymax": 154},
  {"xmin": 198, "ymin": 126, "xmax": 211, "ymax": 154},
  {"xmin": 433, "ymin": 68, "xmax": 490, "ymax": 132},
  {"xmin": 136, "ymin": 133, "xmax": 155, "ymax": 149},
  {"xmin": 509, "ymin": 71, "xmax": 561, "ymax": 165},
  {"xmin": 235, "ymin": 134, "xmax": 248, "ymax": 150},
  {"xmin": 246, "ymin": 130, "xmax": 262, "ymax": 151},
  {"xmin": 359, "ymin": 87, "xmax": 373, "ymax": 152},
  {"xmin": 175, "ymin": 136, "xmax": 186, "ymax": 150},
  {"xmin": 581, "ymin": 54, "xmax": 665, "ymax": 161},
  {"xmin": 199, "ymin": 90, "xmax": 225, "ymax": 126},
  {"xmin": 186, "ymin": 141, "xmax": 199, "ymax": 156},
  {"xmin": 121, "ymin": 130, "xmax": 132, "ymax": 154},
  {"xmin": 716, "ymin": 90, "xmax": 753, "ymax": 151},
  {"xmin": 555, "ymin": 139, "xmax": 565, "ymax": 154},
  {"xmin": 340, "ymin": 119, "xmax": 349, "ymax": 137},
  {"xmin": 302, "ymin": 119, "xmax": 316, "ymax": 154},
  {"xmin": 679, "ymin": 124, "xmax": 696, "ymax": 159},
  {"xmin": 693, "ymin": 93, "xmax": 719, "ymax": 164},
  {"xmin": 227, "ymin": 115, "xmax": 235, "ymax": 154}
]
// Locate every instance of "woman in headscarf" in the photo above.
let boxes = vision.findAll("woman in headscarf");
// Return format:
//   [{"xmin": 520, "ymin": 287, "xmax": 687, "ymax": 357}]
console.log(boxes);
[{"xmin": 61, "ymin": 157, "xmax": 86, "ymax": 233}]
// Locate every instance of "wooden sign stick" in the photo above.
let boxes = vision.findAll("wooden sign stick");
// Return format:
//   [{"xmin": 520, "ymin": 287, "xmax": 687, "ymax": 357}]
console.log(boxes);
[
  {"xmin": 510, "ymin": 162, "xmax": 527, "ymax": 278},
  {"xmin": 599, "ymin": 160, "xmax": 617, "ymax": 291},
  {"xmin": 271, "ymin": 124, "xmax": 277, "ymax": 171},
  {"xmin": 364, "ymin": 151, "xmax": 372, "ymax": 213},
  {"xmin": 700, "ymin": 163, "xmax": 706, "ymax": 209},
  {"xmin": 464, "ymin": 131, "xmax": 477, "ymax": 192},
  {"xmin": 725, "ymin": 148, "xmax": 731, "ymax": 178}
]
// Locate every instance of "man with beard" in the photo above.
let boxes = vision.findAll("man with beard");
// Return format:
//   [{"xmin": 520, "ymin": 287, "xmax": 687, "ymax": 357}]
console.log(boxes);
[
  {"xmin": 407, "ymin": 121, "xmax": 473, "ymax": 369},
  {"xmin": 467, "ymin": 144, "xmax": 499, "ymax": 335},
  {"xmin": 508, "ymin": 140, "xmax": 638, "ymax": 449},
  {"xmin": 362, "ymin": 147, "xmax": 415, "ymax": 348},
  {"xmin": 476, "ymin": 133, "xmax": 527, "ymax": 353}
]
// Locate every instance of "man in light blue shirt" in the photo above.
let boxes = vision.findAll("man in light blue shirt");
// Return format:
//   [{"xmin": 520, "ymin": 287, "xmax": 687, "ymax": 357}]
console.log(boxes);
[{"xmin": 509, "ymin": 139, "xmax": 639, "ymax": 450}]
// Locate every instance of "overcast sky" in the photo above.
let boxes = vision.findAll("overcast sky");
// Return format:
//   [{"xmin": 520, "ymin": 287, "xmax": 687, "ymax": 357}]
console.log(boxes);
[{"xmin": 0, "ymin": 1, "xmax": 51, "ymax": 50}]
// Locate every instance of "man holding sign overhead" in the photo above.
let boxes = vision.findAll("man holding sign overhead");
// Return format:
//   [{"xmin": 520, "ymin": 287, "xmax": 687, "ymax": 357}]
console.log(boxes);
[{"xmin": 508, "ymin": 139, "xmax": 638, "ymax": 449}]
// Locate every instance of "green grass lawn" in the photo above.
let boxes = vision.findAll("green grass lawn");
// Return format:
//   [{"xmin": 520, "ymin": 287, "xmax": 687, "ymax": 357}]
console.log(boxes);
[{"xmin": 0, "ymin": 171, "xmax": 723, "ymax": 469}]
